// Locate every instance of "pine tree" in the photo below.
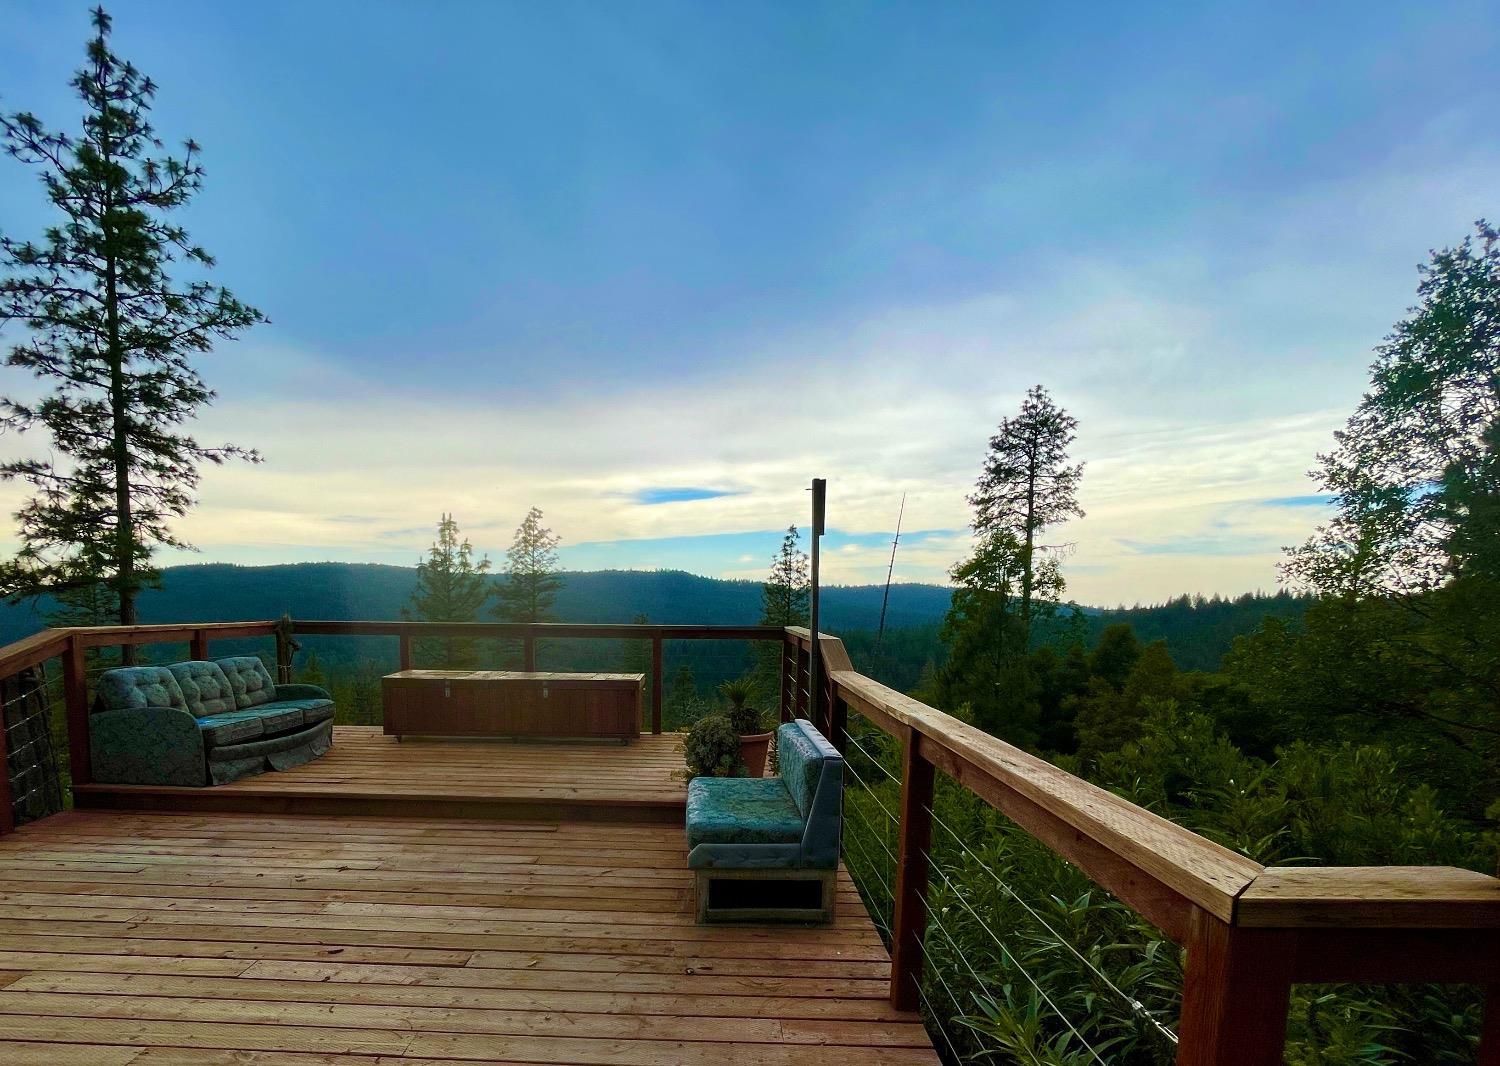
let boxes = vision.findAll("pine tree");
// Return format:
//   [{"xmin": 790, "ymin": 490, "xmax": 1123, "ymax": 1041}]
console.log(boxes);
[
  {"xmin": 493, "ymin": 507, "xmax": 562, "ymax": 623},
  {"xmin": 299, "ymin": 650, "xmax": 329, "ymax": 689},
  {"xmin": 753, "ymin": 526, "xmax": 809, "ymax": 705},
  {"xmin": 760, "ymin": 526, "xmax": 810, "ymax": 627},
  {"xmin": 666, "ymin": 660, "xmax": 701, "ymax": 730},
  {"xmin": 0, "ymin": 8, "xmax": 264, "ymax": 636},
  {"xmin": 967, "ymin": 385, "xmax": 1084, "ymax": 645},
  {"xmin": 403, "ymin": 514, "xmax": 492, "ymax": 668}
]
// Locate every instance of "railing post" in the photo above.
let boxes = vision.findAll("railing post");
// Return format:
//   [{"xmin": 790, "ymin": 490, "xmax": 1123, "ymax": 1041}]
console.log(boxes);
[
  {"xmin": 1175, "ymin": 909, "xmax": 1295, "ymax": 1066},
  {"xmin": 63, "ymin": 635, "xmax": 91, "ymax": 790},
  {"xmin": 890, "ymin": 727, "xmax": 935, "ymax": 1011},
  {"xmin": 1481, "ymin": 985, "xmax": 1500, "ymax": 1066},
  {"xmin": 398, "ymin": 634, "xmax": 413, "ymax": 672},
  {"xmin": 830, "ymin": 692, "xmax": 848, "ymax": 754},
  {"xmin": 273, "ymin": 629, "xmax": 292, "ymax": 685},
  {"xmin": 650, "ymin": 635, "xmax": 663, "ymax": 734},
  {"xmin": 523, "ymin": 631, "xmax": 537, "ymax": 672},
  {"xmin": 190, "ymin": 628, "xmax": 209, "ymax": 662}
]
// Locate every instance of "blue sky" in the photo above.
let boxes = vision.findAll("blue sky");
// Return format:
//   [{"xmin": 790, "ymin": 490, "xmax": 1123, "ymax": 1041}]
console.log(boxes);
[{"xmin": 1, "ymin": 2, "xmax": 1495, "ymax": 603}]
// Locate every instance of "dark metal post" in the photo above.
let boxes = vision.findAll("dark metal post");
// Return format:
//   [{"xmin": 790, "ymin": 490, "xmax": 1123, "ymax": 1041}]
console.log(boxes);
[{"xmin": 808, "ymin": 477, "xmax": 825, "ymax": 731}]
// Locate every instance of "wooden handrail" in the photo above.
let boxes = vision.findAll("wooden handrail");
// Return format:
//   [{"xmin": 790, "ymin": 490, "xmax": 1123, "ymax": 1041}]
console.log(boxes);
[{"xmin": 803, "ymin": 631, "xmax": 1500, "ymax": 1066}]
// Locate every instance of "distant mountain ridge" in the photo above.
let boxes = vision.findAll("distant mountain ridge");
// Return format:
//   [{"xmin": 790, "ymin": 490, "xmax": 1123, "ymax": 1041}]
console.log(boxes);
[
  {"xmin": 0, "ymin": 562, "xmax": 956, "ymax": 644},
  {"xmin": 0, "ymin": 562, "xmax": 1310, "ymax": 677}
]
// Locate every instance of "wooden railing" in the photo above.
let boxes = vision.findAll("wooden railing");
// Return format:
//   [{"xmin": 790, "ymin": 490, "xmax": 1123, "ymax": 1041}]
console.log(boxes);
[
  {"xmin": 783, "ymin": 627, "xmax": 1500, "ymax": 1066},
  {"xmin": 0, "ymin": 618, "xmax": 783, "ymax": 830},
  {"xmin": 2, "ymin": 617, "xmax": 1495, "ymax": 1063}
]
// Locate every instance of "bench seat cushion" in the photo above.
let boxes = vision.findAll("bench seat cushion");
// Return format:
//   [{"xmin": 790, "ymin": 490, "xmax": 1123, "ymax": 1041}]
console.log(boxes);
[
  {"xmin": 267, "ymin": 698, "xmax": 335, "ymax": 725},
  {"xmin": 687, "ymin": 778, "xmax": 805, "ymax": 848},
  {"xmin": 195, "ymin": 704, "xmax": 307, "ymax": 747}
]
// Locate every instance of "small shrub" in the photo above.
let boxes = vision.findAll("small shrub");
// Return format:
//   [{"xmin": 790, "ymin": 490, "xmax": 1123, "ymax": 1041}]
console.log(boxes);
[{"xmin": 684, "ymin": 713, "xmax": 746, "ymax": 779}]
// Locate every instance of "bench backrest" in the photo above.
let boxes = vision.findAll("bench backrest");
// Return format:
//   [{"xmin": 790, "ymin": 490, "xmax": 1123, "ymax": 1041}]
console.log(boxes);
[
  {"xmin": 95, "ymin": 667, "xmax": 188, "ymax": 715},
  {"xmin": 777, "ymin": 719, "xmax": 844, "ymax": 864},
  {"xmin": 168, "ymin": 661, "xmax": 239, "ymax": 718},
  {"xmin": 214, "ymin": 656, "xmax": 278, "ymax": 710}
]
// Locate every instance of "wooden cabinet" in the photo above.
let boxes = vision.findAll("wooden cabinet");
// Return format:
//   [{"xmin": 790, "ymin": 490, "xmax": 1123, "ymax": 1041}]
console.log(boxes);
[{"xmin": 382, "ymin": 671, "xmax": 642, "ymax": 741}]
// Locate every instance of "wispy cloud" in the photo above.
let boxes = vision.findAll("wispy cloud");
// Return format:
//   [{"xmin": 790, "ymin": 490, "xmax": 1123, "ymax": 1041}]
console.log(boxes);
[
  {"xmin": 1263, "ymin": 494, "xmax": 1335, "ymax": 508},
  {"xmin": 632, "ymin": 487, "xmax": 739, "ymax": 505}
]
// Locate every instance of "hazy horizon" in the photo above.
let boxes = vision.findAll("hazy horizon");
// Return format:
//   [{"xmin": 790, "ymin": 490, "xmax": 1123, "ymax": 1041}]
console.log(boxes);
[{"xmin": 3, "ymin": 2, "xmax": 1496, "ymax": 603}]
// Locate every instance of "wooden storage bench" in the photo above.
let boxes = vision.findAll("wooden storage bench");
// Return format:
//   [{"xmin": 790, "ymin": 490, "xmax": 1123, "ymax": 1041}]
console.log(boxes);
[{"xmin": 382, "ymin": 670, "xmax": 643, "ymax": 741}]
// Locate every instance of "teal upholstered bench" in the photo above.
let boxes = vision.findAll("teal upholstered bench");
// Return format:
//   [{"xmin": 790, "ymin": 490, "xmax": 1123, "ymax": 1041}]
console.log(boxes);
[
  {"xmin": 91, "ymin": 656, "xmax": 335, "ymax": 787},
  {"xmin": 685, "ymin": 718, "xmax": 844, "ymax": 923}
]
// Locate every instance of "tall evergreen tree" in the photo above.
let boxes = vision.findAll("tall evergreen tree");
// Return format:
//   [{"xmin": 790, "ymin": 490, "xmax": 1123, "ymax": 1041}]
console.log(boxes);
[
  {"xmin": 1285, "ymin": 220, "xmax": 1500, "ymax": 598},
  {"xmin": 967, "ymin": 384, "xmax": 1084, "ymax": 644},
  {"xmin": 753, "ymin": 526, "xmax": 809, "ymax": 706},
  {"xmin": 0, "ymin": 8, "xmax": 264, "ymax": 633},
  {"xmin": 493, "ymin": 506, "xmax": 562, "ymax": 623},
  {"xmin": 403, "ymin": 514, "xmax": 492, "ymax": 667},
  {"xmin": 761, "ymin": 526, "xmax": 810, "ymax": 627}
]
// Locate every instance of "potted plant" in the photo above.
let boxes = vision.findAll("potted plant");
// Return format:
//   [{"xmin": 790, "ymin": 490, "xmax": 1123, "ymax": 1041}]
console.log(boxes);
[
  {"xmin": 720, "ymin": 678, "xmax": 772, "ymax": 777},
  {"xmin": 682, "ymin": 713, "xmax": 745, "ymax": 779}
]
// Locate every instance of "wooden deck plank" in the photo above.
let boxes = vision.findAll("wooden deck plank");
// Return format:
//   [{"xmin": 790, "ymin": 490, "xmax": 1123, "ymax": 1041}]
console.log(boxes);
[
  {"xmin": 73, "ymin": 727, "xmax": 691, "ymax": 821},
  {"xmin": 0, "ymin": 808, "xmax": 939, "ymax": 1064}
]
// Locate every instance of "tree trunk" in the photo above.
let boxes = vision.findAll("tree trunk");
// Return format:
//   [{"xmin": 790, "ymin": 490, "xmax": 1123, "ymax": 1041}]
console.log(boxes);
[
  {"xmin": 98, "ymin": 70, "xmax": 137, "ymax": 658},
  {"xmin": 1021, "ymin": 440, "xmax": 1038, "ymax": 649}
]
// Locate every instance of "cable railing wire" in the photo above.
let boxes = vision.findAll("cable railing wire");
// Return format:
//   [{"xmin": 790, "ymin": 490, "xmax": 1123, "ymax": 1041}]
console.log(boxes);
[
  {"xmin": 926, "ymin": 802, "xmax": 1180, "ymax": 1047},
  {"xmin": 842, "ymin": 709, "xmax": 1175, "ymax": 1058},
  {"xmin": 922, "ymin": 836, "xmax": 1112, "ymax": 1065},
  {"xmin": 844, "ymin": 707, "xmax": 1177, "ymax": 1049}
]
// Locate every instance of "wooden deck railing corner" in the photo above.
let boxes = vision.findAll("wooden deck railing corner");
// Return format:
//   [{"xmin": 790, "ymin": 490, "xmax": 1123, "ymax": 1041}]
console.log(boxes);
[{"xmin": 782, "ymin": 625, "xmax": 1500, "ymax": 1066}]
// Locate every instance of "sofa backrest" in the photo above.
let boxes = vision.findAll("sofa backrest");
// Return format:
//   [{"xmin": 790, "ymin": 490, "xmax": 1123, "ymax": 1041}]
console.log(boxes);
[
  {"xmin": 168, "ymin": 661, "xmax": 239, "ymax": 718},
  {"xmin": 777, "ymin": 718, "xmax": 841, "ymax": 818},
  {"xmin": 95, "ymin": 667, "xmax": 188, "ymax": 715},
  {"xmin": 214, "ymin": 656, "xmax": 278, "ymax": 709}
]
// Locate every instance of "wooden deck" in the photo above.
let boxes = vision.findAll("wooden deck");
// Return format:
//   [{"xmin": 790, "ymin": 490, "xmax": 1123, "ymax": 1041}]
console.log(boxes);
[
  {"xmin": 75, "ymin": 727, "xmax": 689, "ymax": 822},
  {"xmin": 0, "ymin": 808, "xmax": 938, "ymax": 1064}
]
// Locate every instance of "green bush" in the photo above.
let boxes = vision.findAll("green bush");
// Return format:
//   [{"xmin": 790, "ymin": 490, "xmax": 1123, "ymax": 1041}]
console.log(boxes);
[{"xmin": 683, "ymin": 713, "xmax": 746, "ymax": 779}]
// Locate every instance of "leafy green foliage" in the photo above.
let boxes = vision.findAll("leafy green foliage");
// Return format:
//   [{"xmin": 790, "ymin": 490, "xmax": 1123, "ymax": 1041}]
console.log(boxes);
[
  {"xmin": 682, "ymin": 712, "xmax": 745, "ymax": 779},
  {"xmin": 1285, "ymin": 220, "xmax": 1500, "ymax": 599}
]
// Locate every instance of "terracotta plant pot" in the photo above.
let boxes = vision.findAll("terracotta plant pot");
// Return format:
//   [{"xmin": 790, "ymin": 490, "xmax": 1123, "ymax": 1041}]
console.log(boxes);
[{"xmin": 739, "ymin": 732, "xmax": 773, "ymax": 777}]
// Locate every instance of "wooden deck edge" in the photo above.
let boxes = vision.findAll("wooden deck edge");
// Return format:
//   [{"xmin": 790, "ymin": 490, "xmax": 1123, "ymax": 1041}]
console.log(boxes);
[{"xmin": 72, "ymin": 785, "xmax": 686, "ymax": 824}]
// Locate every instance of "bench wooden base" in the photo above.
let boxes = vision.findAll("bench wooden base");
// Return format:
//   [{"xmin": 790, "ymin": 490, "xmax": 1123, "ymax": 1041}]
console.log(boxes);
[{"xmin": 694, "ymin": 867, "xmax": 838, "ymax": 924}]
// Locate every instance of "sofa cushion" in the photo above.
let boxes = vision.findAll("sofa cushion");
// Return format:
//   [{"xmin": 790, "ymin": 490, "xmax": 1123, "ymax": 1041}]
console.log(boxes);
[
  {"xmin": 776, "ymin": 720, "xmax": 827, "ymax": 818},
  {"xmin": 96, "ymin": 667, "xmax": 188, "ymax": 714},
  {"xmin": 271, "ymin": 698, "xmax": 335, "ymax": 725},
  {"xmin": 169, "ymin": 661, "xmax": 239, "ymax": 717},
  {"xmin": 195, "ymin": 710, "xmax": 266, "ymax": 747},
  {"xmin": 215, "ymin": 656, "xmax": 278, "ymax": 709},
  {"xmin": 686, "ymin": 777, "xmax": 806, "ymax": 848}
]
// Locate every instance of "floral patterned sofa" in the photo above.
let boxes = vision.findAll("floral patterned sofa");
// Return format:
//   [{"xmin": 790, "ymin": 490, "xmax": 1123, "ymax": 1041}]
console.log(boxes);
[
  {"xmin": 685, "ymin": 718, "xmax": 844, "ymax": 922},
  {"xmin": 90, "ymin": 656, "xmax": 335, "ymax": 787}
]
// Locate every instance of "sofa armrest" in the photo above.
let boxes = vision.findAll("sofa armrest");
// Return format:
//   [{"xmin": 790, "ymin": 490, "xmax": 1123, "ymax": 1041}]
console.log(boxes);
[
  {"xmin": 90, "ymin": 705, "xmax": 206, "ymax": 787},
  {"xmin": 274, "ymin": 683, "xmax": 332, "ymax": 701}
]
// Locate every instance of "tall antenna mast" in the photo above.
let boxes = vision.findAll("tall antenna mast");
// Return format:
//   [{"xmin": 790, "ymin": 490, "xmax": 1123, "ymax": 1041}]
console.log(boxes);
[{"xmin": 874, "ymin": 493, "xmax": 905, "ymax": 657}]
